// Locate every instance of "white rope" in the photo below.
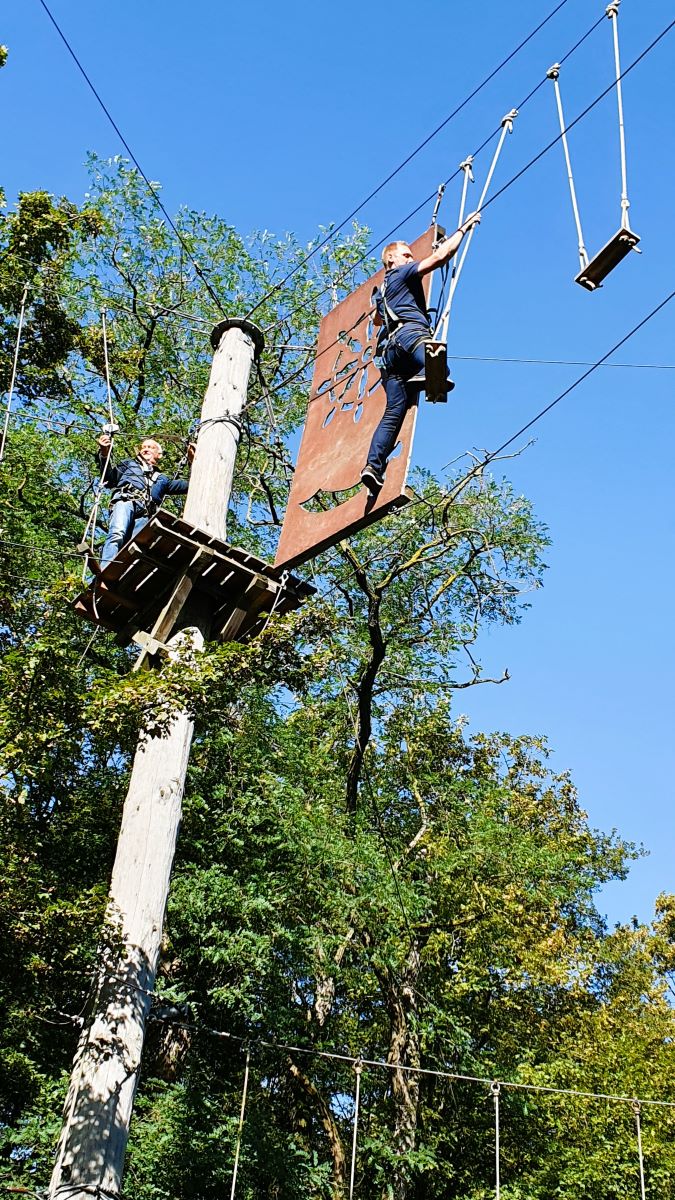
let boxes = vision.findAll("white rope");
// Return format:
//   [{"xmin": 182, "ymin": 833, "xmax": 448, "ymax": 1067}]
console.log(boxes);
[
  {"xmin": 80, "ymin": 309, "xmax": 117, "ymax": 580},
  {"xmin": 491, "ymin": 1081, "xmax": 501, "ymax": 1200},
  {"xmin": 633, "ymin": 1100, "xmax": 647, "ymax": 1200},
  {"xmin": 348, "ymin": 1060, "xmax": 363, "ymax": 1200},
  {"xmin": 0, "ymin": 285, "xmax": 29, "ymax": 463},
  {"xmin": 547, "ymin": 65, "xmax": 589, "ymax": 270},
  {"xmin": 607, "ymin": 1, "xmax": 632, "ymax": 230},
  {"xmin": 229, "ymin": 1048, "xmax": 251, "ymax": 1200},
  {"xmin": 436, "ymin": 156, "xmax": 474, "ymax": 344},
  {"xmin": 435, "ymin": 111, "xmax": 517, "ymax": 339},
  {"xmin": 101, "ymin": 308, "xmax": 114, "ymax": 428}
]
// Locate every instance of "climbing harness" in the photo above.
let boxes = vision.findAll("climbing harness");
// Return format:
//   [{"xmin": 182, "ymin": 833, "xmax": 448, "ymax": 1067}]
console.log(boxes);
[
  {"xmin": 548, "ymin": 1, "xmax": 640, "ymax": 290},
  {"xmin": 0, "ymin": 285, "xmax": 29, "ymax": 464}
]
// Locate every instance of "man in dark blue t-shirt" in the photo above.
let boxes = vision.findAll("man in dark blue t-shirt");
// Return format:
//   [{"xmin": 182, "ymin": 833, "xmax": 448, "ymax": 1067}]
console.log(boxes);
[{"xmin": 361, "ymin": 210, "xmax": 481, "ymax": 493}]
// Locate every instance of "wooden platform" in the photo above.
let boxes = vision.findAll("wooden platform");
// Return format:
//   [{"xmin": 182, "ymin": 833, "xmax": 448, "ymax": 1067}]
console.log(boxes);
[
  {"xmin": 575, "ymin": 227, "xmax": 640, "ymax": 291},
  {"xmin": 73, "ymin": 510, "xmax": 314, "ymax": 645}
]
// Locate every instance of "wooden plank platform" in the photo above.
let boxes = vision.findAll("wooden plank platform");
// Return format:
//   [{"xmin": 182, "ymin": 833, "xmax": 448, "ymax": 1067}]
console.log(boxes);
[
  {"xmin": 73, "ymin": 510, "xmax": 314, "ymax": 644},
  {"xmin": 575, "ymin": 228, "xmax": 640, "ymax": 291}
]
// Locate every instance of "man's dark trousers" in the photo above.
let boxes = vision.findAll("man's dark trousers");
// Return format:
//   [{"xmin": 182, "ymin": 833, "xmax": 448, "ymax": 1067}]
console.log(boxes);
[{"xmin": 366, "ymin": 338, "xmax": 426, "ymax": 477}]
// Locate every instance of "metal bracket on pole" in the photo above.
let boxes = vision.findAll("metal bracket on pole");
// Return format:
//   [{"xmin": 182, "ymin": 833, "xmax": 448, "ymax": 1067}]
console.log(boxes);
[{"xmin": 547, "ymin": 63, "xmax": 589, "ymax": 272}]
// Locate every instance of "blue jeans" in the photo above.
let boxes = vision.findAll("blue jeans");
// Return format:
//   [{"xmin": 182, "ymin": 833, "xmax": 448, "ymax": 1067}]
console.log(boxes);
[
  {"xmin": 100, "ymin": 500, "xmax": 148, "ymax": 568},
  {"xmin": 366, "ymin": 339, "xmax": 426, "ymax": 476}
]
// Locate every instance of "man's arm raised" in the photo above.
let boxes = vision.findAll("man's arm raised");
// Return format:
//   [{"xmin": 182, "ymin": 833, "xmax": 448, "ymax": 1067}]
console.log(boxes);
[{"xmin": 416, "ymin": 210, "xmax": 481, "ymax": 277}]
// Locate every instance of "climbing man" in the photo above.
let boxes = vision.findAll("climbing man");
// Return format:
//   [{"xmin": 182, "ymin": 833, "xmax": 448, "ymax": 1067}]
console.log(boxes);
[
  {"xmin": 361, "ymin": 210, "xmax": 482, "ymax": 494},
  {"xmin": 96, "ymin": 434, "xmax": 195, "ymax": 569}
]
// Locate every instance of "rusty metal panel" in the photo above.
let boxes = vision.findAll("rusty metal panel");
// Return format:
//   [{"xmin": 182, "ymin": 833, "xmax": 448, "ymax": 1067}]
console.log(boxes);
[{"xmin": 274, "ymin": 228, "xmax": 438, "ymax": 569}]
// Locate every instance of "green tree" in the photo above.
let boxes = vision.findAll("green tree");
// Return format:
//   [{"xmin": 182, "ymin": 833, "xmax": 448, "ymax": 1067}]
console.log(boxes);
[{"xmin": 1, "ymin": 158, "xmax": 674, "ymax": 1200}]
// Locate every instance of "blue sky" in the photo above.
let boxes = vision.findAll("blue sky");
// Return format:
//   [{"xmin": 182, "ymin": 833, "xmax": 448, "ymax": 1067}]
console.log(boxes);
[{"xmin": 3, "ymin": 0, "xmax": 674, "ymax": 927}]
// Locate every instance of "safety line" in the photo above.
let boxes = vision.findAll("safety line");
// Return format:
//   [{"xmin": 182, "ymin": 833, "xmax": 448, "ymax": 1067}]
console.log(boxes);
[
  {"xmin": 255, "ymin": 13, "xmax": 669, "ymax": 405},
  {"xmin": 146, "ymin": 1014, "xmax": 675, "ymax": 1110},
  {"xmin": 485, "ymin": 288, "xmax": 675, "ymax": 463},
  {"xmin": 259, "ymin": 11, "xmax": 607, "ymax": 348},
  {"xmin": 36, "ymin": 0, "xmax": 227, "ymax": 318},
  {"xmin": 483, "ymin": 18, "xmax": 675, "ymax": 215},
  {"xmin": 244, "ymin": 0, "xmax": 574, "ymax": 320},
  {"xmin": 0, "ymin": 285, "xmax": 28, "ymax": 463}
]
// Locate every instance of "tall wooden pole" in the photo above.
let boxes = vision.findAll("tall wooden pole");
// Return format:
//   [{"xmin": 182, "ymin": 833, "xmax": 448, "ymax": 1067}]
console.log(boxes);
[{"xmin": 48, "ymin": 318, "xmax": 263, "ymax": 1200}]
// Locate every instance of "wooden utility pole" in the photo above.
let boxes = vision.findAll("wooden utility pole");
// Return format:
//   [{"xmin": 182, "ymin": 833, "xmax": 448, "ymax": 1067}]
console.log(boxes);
[{"xmin": 49, "ymin": 318, "xmax": 263, "ymax": 1200}]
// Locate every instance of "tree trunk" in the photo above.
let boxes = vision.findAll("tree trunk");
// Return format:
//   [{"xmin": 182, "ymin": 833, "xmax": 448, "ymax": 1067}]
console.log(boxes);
[{"xmin": 384, "ymin": 946, "xmax": 422, "ymax": 1200}]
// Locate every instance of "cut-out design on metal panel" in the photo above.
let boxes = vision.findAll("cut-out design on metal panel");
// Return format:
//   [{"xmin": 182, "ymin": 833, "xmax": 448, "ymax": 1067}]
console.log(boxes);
[{"xmin": 274, "ymin": 228, "xmax": 439, "ymax": 569}]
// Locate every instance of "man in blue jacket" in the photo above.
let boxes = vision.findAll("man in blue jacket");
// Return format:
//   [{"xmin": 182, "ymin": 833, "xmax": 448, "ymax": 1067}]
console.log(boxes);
[
  {"xmin": 96, "ymin": 434, "xmax": 195, "ymax": 568},
  {"xmin": 361, "ymin": 210, "xmax": 481, "ymax": 494}
]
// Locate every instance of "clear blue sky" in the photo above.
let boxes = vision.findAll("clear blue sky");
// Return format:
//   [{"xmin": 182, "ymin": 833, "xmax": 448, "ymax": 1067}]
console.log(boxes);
[{"xmin": 3, "ymin": 0, "xmax": 674, "ymax": 927}]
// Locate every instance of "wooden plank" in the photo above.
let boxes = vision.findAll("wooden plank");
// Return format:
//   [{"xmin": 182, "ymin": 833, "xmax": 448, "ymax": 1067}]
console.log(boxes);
[
  {"xmin": 217, "ymin": 575, "xmax": 275, "ymax": 641},
  {"xmin": 575, "ymin": 228, "xmax": 640, "ymax": 291}
]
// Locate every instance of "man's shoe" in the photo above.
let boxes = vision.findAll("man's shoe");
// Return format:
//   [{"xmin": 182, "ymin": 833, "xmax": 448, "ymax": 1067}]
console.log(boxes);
[{"xmin": 361, "ymin": 465, "xmax": 384, "ymax": 494}]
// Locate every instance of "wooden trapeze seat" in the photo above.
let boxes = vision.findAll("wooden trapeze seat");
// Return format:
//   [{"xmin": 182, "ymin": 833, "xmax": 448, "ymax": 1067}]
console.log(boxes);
[
  {"xmin": 407, "ymin": 340, "xmax": 455, "ymax": 404},
  {"xmin": 575, "ymin": 228, "xmax": 641, "ymax": 292}
]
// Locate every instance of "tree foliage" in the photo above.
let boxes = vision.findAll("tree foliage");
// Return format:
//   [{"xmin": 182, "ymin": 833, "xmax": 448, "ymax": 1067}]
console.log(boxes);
[{"xmin": 1, "ymin": 160, "xmax": 674, "ymax": 1200}]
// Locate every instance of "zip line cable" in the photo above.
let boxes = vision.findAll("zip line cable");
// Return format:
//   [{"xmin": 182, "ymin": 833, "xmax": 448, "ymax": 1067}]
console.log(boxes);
[
  {"xmin": 251, "ymin": 14, "xmax": 675, "ymax": 415},
  {"xmin": 41, "ymin": 963, "xmax": 674, "ymax": 1114},
  {"xmin": 0, "ymin": 285, "xmax": 29, "ymax": 463},
  {"xmin": 4, "ymin": 3, "xmax": 617, "ymax": 430},
  {"xmin": 243, "ymin": 0, "xmax": 574, "ymax": 320},
  {"xmin": 482, "ymin": 286, "xmax": 675, "ymax": 466},
  {"xmin": 259, "ymin": 10, "xmax": 607, "ymax": 348},
  {"xmin": 36, "ymin": 0, "xmax": 595, "ymax": 342},
  {"xmin": 481, "ymin": 17, "xmax": 675, "ymax": 217},
  {"xmin": 143, "ymin": 1011, "xmax": 675, "ymax": 1111},
  {"xmin": 36, "ymin": 0, "xmax": 227, "ymax": 319}
]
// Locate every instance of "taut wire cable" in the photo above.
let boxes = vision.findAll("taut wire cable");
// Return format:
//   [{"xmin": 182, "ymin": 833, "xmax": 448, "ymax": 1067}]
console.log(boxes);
[
  {"xmin": 37, "ymin": 0, "xmax": 228, "ymax": 318},
  {"xmin": 243, "ymin": 0, "xmax": 574, "ymax": 321},
  {"xmin": 491, "ymin": 1081, "xmax": 501, "ymax": 1200},
  {"xmin": 633, "ymin": 1099, "xmax": 647, "ymax": 1200},
  {"xmin": 348, "ymin": 1060, "xmax": 363, "ymax": 1200},
  {"xmin": 0, "ymin": 284, "xmax": 29, "ymax": 463},
  {"xmin": 229, "ymin": 1048, "xmax": 251, "ymax": 1200}
]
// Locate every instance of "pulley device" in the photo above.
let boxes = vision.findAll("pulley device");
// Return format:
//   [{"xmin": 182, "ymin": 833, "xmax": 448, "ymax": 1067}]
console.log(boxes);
[{"xmin": 548, "ymin": 1, "xmax": 640, "ymax": 291}]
